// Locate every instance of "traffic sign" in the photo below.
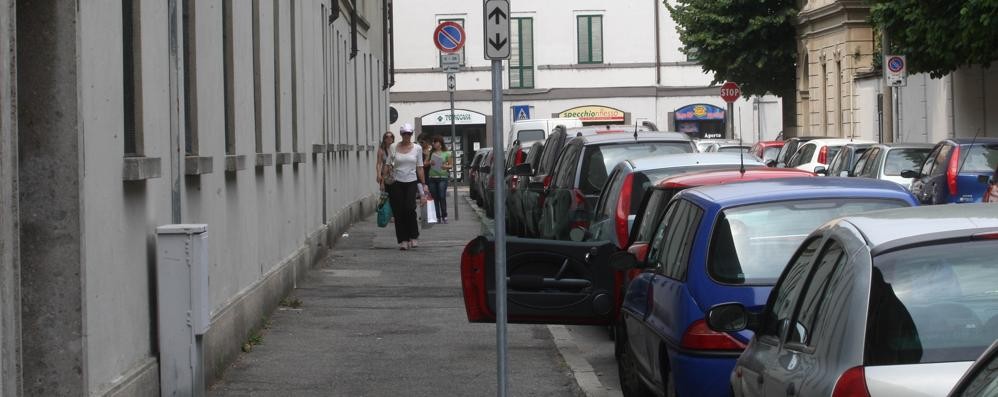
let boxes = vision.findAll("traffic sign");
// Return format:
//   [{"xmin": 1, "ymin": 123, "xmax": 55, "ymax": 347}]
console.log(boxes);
[
  {"xmin": 484, "ymin": 0, "xmax": 510, "ymax": 59},
  {"xmin": 441, "ymin": 53, "xmax": 461, "ymax": 73},
  {"xmin": 720, "ymin": 82, "xmax": 741, "ymax": 103},
  {"xmin": 885, "ymin": 55, "xmax": 907, "ymax": 87},
  {"xmin": 433, "ymin": 21, "xmax": 465, "ymax": 54},
  {"xmin": 447, "ymin": 74, "xmax": 456, "ymax": 92}
]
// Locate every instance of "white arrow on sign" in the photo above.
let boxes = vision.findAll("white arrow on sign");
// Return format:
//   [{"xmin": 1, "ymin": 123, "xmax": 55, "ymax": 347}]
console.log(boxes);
[{"xmin": 484, "ymin": 0, "xmax": 510, "ymax": 59}]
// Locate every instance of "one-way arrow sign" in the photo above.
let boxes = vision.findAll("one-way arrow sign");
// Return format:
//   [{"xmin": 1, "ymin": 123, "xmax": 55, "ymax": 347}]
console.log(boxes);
[{"xmin": 484, "ymin": 0, "xmax": 510, "ymax": 59}]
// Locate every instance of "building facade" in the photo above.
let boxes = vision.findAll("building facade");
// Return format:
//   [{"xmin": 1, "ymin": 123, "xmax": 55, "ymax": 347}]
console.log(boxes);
[
  {"xmin": 390, "ymin": 0, "xmax": 784, "ymax": 180},
  {"xmin": 0, "ymin": 0, "xmax": 390, "ymax": 395},
  {"xmin": 795, "ymin": 0, "xmax": 998, "ymax": 142}
]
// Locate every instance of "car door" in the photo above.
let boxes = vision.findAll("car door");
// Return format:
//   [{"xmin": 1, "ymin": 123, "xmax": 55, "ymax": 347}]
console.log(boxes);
[
  {"xmin": 541, "ymin": 142, "xmax": 583, "ymax": 240},
  {"xmin": 589, "ymin": 168, "xmax": 625, "ymax": 243},
  {"xmin": 856, "ymin": 147, "xmax": 881, "ymax": 178},
  {"xmin": 523, "ymin": 134, "xmax": 565, "ymax": 237},
  {"xmin": 459, "ymin": 235, "xmax": 620, "ymax": 325},
  {"xmin": 915, "ymin": 144, "xmax": 951, "ymax": 204},
  {"xmin": 734, "ymin": 236, "xmax": 823, "ymax": 397}
]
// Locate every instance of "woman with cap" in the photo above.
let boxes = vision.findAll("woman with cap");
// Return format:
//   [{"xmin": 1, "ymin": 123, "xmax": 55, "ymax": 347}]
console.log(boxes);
[{"xmin": 386, "ymin": 123, "xmax": 429, "ymax": 250}]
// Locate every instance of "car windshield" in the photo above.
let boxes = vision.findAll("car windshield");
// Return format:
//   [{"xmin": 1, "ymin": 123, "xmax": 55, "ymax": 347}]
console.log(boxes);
[
  {"xmin": 867, "ymin": 240, "xmax": 998, "ymax": 366},
  {"xmin": 708, "ymin": 198, "xmax": 908, "ymax": 285},
  {"xmin": 885, "ymin": 148, "xmax": 931, "ymax": 176},
  {"xmin": 517, "ymin": 129, "xmax": 545, "ymax": 144},
  {"xmin": 578, "ymin": 142, "xmax": 693, "ymax": 194},
  {"xmin": 959, "ymin": 144, "xmax": 998, "ymax": 173}
]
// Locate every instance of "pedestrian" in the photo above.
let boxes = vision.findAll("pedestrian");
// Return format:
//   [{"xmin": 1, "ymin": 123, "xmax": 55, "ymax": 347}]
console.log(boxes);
[
  {"xmin": 426, "ymin": 135, "xmax": 453, "ymax": 223},
  {"xmin": 386, "ymin": 123, "xmax": 429, "ymax": 250},
  {"xmin": 376, "ymin": 130, "xmax": 395, "ymax": 186}
]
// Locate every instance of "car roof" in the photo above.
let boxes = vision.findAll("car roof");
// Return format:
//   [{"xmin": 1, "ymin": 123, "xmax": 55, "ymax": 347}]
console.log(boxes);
[
  {"xmin": 835, "ymin": 203, "xmax": 998, "ymax": 254},
  {"xmin": 840, "ymin": 142, "xmax": 875, "ymax": 149},
  {"xmin": 755, "ymin": 140, "xmax": 785, "ymax": 146},
  {"xmin": 680, "ymin": 177, "xmax": 916, "ymax": 209},
  {"xmin": 948, "ymin": 137, "xmax": 998, "ymax": 145},
  {"xmin": 877, "ymin": 143, "xmax": 935, "ymax": 150},
  {"xmin": 570, "ymin": 131, "xmax": 691, "ymax": 145},
  {"xmin": 805, "ymin": 138, "xmax": 877, "ymax": 146},
  {"xmin": 788, "ymin": 136, "xmax": 834, "ymax": 142},
  {"xmin": 625, "ymin": 152, "xmax": 763, "ymax": 170},
  {"xmin": 656, "ymin": 168, "xmax": 814, "ymax": 189},
  {"xmin": 567, "ymin": 125, "xmax": 654, "ymax": 135}
]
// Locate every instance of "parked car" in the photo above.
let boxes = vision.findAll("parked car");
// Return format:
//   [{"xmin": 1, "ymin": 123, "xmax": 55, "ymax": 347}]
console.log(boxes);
[
  {"xmin": 948, "ymin": 340, "xmax": 998, "ymax": 397},
  {"xmin": 516, "ymin": 125, "xmax": 577, "ymax": 237},
  {"xmin": 467, "ymin": 148, "xmax": 491, "ymax": 206},
  {"xmin": 587, "ymin": 153, "xmax": 766, "ymax": 250},
  {"xmin": 823, "ymin": 142, "xmax": 874, "ymax": 177},
  {"xmin": 749, "ymin": 141, "xmax": 784, "ymax": 164},
  {"xmin": 538, "ymin": 132, "xmax": 696, "ymax": 240},
  {"xmin": 505, "ymin": 141, "xmax": 544, "ymax": 236},
  {"xmin": 695, "ymin": 139, "xmax": 737, "ymax": 153},
  {"xmin": 476, "ymin": 149, "xmax": 496, "ymax": 216},
  {"xmin": 850, "ymin": 143, "xmax": 934, "ymax": 188},
  {"xmin": 707, "ymin": 204, "xmax": 998, "ymax": 397},
  {"xmin": 612, "ymin": 178, "xmax": 917, "ymax": 397},
  {"xmin": 773, "ymin": 136, "xmax": 831, "ymax": 167},
  {"xmin": 905, "ymin": 138, "xmax": 998, "ymax": 204},
  {"xmin": 508, "ymin": 117, "xmax": 583, "ymax": 148},
  {"xmin": 704, "ymin": 141, "xmax": 751, "ymax": 153},
  {"xmin": 786, "ymin": 138, "xmax": 876, "ymax": 173}
]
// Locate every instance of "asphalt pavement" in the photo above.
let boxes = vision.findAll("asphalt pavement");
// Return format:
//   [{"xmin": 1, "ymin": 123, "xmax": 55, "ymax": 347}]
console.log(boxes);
[{"xmin": 208, "ymin": 188, "xmax": 617, "ymax": 396}]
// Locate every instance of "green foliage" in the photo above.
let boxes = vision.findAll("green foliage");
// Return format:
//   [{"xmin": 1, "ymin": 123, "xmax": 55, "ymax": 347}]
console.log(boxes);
[
  {"xmin": 870, "ymin": 0, "xmax": 998, "ymax": 77},
  {"xmin": 667, "ymin": 0, "xmax": 799, "ymax": 98}
]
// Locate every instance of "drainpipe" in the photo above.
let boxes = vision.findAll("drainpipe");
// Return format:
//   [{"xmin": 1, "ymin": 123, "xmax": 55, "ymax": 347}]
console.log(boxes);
[
  {"xmin": 654, "ymin": 0, "xmax": 661, "ymax": 86},
  {"xmin": 948, "ymin": 74, "xmax": 956, "ymax": 139}
]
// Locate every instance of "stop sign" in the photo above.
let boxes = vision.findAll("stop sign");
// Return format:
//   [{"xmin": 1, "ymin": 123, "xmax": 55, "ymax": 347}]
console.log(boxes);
[{"xmin": 720, "ymin": 82, "xmax": 741, "ymax": 103}]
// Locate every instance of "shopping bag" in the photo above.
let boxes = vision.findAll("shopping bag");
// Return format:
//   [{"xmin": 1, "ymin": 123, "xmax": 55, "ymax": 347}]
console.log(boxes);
[
  {"xmin": 425, "ymin": 198, "xmax": 439, "ymax": 224},
  {"xmin": 376, "ymin": 199, "xmax": 392, "ymax": 228}
]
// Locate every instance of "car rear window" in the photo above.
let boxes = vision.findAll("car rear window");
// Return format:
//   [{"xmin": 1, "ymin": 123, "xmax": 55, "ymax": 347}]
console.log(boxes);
[
  {"xmin": 719, "ymin": 146, "xmax": 749, "ymax": 153},
  {"xmin": 885, "ymin": 148, "xmax": 931, "ymax": 176},
  {"xmin": 866, "ymin": 240, "xmax": 998, "ymax": 366},
  {"xmin": 517, "ymin": 129, "xmax": 545, "ymax": 143},
  {"xmin": 708, "ymin": 199, "xmax": 908, "ymax": 285},
  {"xmin": 959, "ymin": 144, "xmax": 998, "ymax": 173},
  {"xmin": 577, "ymin": 142, "xmax": 693, "ymax": 194}
]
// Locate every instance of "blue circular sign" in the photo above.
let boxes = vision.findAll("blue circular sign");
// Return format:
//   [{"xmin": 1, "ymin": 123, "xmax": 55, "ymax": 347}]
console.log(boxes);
[
  {"xmin": 434, "ymin": 22, "xmax": 465, "ymax": 53},
  {"xmin": 888, "ymin": 56, "xmax": 904, "ymax": 73}
]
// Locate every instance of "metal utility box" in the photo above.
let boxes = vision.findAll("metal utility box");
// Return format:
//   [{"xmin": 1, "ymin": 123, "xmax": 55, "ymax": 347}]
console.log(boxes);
[{"xmin": 156, "ymin": 224, "xmax": 209, "ymax": 397}]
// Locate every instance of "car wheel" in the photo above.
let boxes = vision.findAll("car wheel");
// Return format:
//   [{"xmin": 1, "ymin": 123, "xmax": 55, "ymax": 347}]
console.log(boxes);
[{"xmin": 618, "ymin": 342, "xmax": 653, "ymax": 397}]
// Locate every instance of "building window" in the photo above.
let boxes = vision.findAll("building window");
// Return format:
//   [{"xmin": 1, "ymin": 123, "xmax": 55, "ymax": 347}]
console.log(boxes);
[
  {"xmin": 123, "ymin": 0, "xmax": 141, "ymax": 156},
  {"xmin": 684, "ymin": 46, "xmax": 699, "ymax": 63},
  {"xmin": 577, "ymin": 15, "xmax": 603, "ymax": 64},
  {"xmin": 437, "ymin": 18, "xmax": 466, "ymax": 66},
  {"xmin": 510, "ymin": 17, "xmax": 533, "ymax": 89}
]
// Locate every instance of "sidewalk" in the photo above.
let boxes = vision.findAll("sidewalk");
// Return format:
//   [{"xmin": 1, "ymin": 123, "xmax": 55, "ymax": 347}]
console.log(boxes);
[{"xmin": 208, "ymin": 190, "xmax": 580, "ymax": 396}]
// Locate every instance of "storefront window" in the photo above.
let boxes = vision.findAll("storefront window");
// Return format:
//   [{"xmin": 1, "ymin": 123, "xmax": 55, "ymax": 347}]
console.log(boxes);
[{"xmin": 674, "ymin": 104, "xmax": 726, "ymax": 139}]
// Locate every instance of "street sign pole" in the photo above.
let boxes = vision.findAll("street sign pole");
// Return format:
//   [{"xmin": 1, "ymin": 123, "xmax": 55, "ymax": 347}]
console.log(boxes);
[
  {"xmin": 448, "ymin": 74, "xmax": 459, "ymax": 220},
  {"xmin": 720, "ymin": 82, "xmax": 741, "ymax": 140},
  {"xmin": 484, "ymin": 0, "xmax": 510, "ymax": 395}
]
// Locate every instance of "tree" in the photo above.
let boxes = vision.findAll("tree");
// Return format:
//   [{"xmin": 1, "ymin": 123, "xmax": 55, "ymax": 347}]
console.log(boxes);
[
  {"xmin": 870, "ymin": 0, "xmax": 998, "ymax": 77},
  {"xmin": 667, "ymin": 0, "xmax": 799, "ymax": 132}
]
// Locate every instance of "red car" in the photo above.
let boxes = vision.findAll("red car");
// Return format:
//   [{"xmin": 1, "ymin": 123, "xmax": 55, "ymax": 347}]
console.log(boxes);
[{"xmin": 749, "ymin": 140, "xmax": 785, "ymax": 166}]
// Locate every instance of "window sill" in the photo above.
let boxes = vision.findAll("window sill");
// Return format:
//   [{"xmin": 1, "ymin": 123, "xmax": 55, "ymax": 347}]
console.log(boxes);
[
  {"xmin": 311, "ymin": 144, "xmax": 326, "ymax": 153},
  {"xmin": 255, "ymin": 153, "xmax": 273, "ymax": 168},
  {"xmin": 185, "ymin": 156, "xmax": 214, "ymax": 175},
  {"xmin": 274, "ymin": 152, "xmax": 292, "ymax": 165},
  {"xmin": 224, "ymin": 155, "xmax": 247, "ymax": 172},
  {"xmin": 122, "ymin": 156, "xmax": 162, "ymax": 181},
  {"xmin": 292, "ymin": 153, "xmax": 307, "ymax": 164}
]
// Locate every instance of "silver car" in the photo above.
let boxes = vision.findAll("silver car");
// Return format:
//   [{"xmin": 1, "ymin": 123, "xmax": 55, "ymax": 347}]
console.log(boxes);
[
  {"xmin": 706, "ymin": 204, "xmax": 998, "ymax": 397},
  {"xmin": 852, "ymin": 143, "xmax": 934, "ymax": 188}
]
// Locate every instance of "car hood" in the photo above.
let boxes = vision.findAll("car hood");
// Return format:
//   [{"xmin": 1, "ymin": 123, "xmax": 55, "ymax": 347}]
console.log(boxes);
[{"xmin": 865, "ymin": 362, "xmax": 973, "ymax": 397}]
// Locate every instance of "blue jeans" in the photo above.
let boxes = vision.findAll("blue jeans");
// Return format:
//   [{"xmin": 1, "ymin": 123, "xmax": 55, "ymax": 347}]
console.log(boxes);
[{"xmin": 428, "ymin": 178, "xmax": 448, "ymax": 219}]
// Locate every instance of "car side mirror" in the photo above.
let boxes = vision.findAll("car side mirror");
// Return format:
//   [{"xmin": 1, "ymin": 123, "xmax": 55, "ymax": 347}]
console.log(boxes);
[
  {"xmin": 765, "ymin": 160, "xmax": 777, "ymax": 168},
  {"xmin": 512, "ymin": 163, "xmax": 533, "ymax": 176},
  {"xmin": 608, "ymin": 251, "xmax": 639, "ymax": 270},
  {"xmin": 706, "ymin": 302, "xmax": 760, "ymax": 333},
  {"xmin": 813, "ymin": 166, "xmax": 827, "ymax": 176},
  {"xmin": 900, "ymin": 169, "xmax": 918, "ymax": 178}
]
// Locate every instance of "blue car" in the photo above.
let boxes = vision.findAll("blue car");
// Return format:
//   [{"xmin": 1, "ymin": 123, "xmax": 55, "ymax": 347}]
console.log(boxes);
[
  {"xmin": 611, "ymin": 178, "xmax": 919, "ymax": 397},
  {"xmin": 905, "ymin": 138, "xmax": 998, "ymax": 204}
]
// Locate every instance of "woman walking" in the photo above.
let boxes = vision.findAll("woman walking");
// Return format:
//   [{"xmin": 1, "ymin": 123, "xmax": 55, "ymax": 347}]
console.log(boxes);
[
  {"xmin": 386, "ymin": 123, "xmax": 429, "ymax": 250},
  {"xmin": 376, "ymin": 131, "xmax": 394, "ymax": 186},
  {"xmin": 426, "ymin": 136, "xmax": 453, "ymax": 223}
]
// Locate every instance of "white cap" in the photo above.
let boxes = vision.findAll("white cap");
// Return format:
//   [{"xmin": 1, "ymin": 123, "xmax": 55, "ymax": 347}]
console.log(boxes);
[{"xmin": 401, "ymin": 123, "xmax": 414, "ymax": 133}]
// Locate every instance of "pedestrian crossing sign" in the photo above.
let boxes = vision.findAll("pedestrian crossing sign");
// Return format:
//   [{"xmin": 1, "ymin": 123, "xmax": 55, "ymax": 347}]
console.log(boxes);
[{"xmin": 513, "ymin": 105, "xmax": 530, "ymax": 121}]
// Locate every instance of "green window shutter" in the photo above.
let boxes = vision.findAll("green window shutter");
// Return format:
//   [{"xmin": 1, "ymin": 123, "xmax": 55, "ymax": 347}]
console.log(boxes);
[
  {"xmin": 509, "ymin": 17, "xmax": 534, "ymax": 88},
  {"xmin": 591, "ymin": 16, "xmax": 603, "ymax": 63},
  {"xmin": 577, "ymin": 16, "xmax": 589, "ymax": 63}
]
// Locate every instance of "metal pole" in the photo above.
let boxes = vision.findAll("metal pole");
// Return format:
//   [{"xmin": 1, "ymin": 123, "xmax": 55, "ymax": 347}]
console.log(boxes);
[
  {"xmin": 168, "ymin": 0, "xmax": 184, "ymax": 225},
  {"xmin": 726, "ymin": 102, "xmax": 734, "ymax": 139},
  {"xmin": 450, "ymin": 84, "xmax": 459, "ymax": 220},
  {"xmin": 491, "ymin": 59, "xmax": 508, "ymax": 397}
]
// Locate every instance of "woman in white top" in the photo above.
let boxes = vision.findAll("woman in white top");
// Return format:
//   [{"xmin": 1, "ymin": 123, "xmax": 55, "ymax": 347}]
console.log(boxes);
[{"xmin": 386, "ymin": 123, "xmax": 430, "ymax": 250}]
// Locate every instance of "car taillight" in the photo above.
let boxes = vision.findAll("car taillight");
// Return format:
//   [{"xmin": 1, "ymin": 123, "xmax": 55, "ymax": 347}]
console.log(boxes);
[
  {"xmin": 460, "ymin": 239, "xmax": 493, "ymax": 322},
  {"xmin": 510, "ymin": 175, "xmax": 519, "ymax": 189},
  {"xmin": 627, "ymin": 243, "xmax": 650, "ymax": 263},
  {"xmin": 543, "ymin": 175, "xmax": 554, "ymax": 189},
  {"xmin": 818, "ymin": 146, "xmax": 828, "ymax": 164},
  {"xmin": 614, "ymin": 174, "xmax": 635, "ymax": 248},
  {"xmin": 515, "ymin": 148, "xmax": 525, "ymax": 165},
  {"xmin": 948, "ymin": 145, "xmax": 961, "ymax": 197},
  {"xmin": 832, "ymin": 366, "xmax": 870, "ymax": 397},
  {"xmin": 680, "ymin": 320, "xmax": 746, "ymax": 351}
]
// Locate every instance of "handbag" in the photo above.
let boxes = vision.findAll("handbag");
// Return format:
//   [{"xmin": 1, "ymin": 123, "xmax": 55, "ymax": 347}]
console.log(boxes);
[
  {"xmin": 382, "ymin": 146, "xmax": 396, "ymax": 185},
  {"xmin": 376, "ymin": 197, "xmax": 392, "ymax": 228}
]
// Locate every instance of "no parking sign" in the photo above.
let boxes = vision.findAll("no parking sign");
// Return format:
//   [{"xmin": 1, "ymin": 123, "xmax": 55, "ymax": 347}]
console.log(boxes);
[{"xmin": 885, "ymin": 55, "xmax": 907, "ymax": 87}]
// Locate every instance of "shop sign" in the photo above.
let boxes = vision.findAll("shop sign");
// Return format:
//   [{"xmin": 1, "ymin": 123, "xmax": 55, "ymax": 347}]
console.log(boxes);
[
  {"xmin": 558, "ymin": 105, "xmax": 625, "ymax": 123},
  {"xmin": 420, "ymin": 109, "xmax": 487, "ymax": 126},
  {"xmin": 674, "ymin": 104, "xmax": 725, "ymax": 121}
]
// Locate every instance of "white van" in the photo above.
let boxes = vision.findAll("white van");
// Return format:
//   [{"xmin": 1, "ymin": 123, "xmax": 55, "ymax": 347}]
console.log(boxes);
[{"xmin": 508, "ymin": 118, "xmax": 583, "ymax": 148}]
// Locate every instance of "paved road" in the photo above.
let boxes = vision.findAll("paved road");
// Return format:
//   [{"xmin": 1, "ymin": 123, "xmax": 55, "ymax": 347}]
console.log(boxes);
[{"xmin": 209, "ymin": 192, "xmax": 594, "ymax": 396}]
